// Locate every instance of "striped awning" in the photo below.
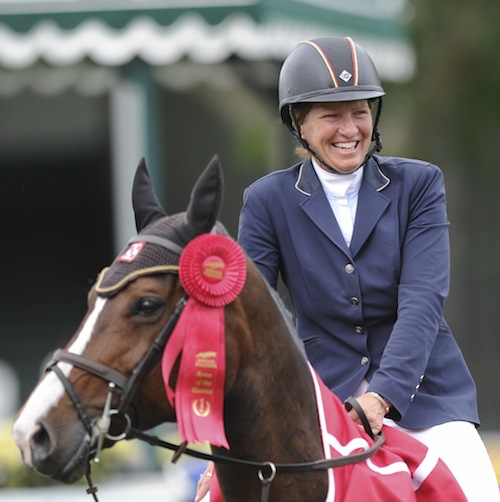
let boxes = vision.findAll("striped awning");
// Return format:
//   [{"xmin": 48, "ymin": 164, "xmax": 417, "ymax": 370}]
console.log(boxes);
[{"xmin": 0, "ymin": 0, "xmax": 415, "ymax": 81}]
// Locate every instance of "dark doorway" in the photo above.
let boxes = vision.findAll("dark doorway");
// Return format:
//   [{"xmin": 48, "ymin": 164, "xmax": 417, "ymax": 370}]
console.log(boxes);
[{"xmin": 0, "ymin": 89, "xmax": 113, "ymax": 401}]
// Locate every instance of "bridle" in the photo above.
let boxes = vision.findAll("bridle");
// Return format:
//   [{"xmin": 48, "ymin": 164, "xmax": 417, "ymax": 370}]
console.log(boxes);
[
  {"xmin": 47, "ymin": 234, "xmax": 188, "ymax": 440},
  {"xmin": 47, "ymin": 288, "xmax": 189, "ymax": 501},
  {"xmin": 47, "ymin": 293, "xmax": 188, "ymax": 439},
  {"xmin": 46, "ymin": 234, "xmax": 385, "ymax": 502}
]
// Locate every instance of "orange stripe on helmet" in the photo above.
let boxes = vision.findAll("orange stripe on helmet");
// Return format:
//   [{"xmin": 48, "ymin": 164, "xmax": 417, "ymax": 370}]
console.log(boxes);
[
  {"xmin": 302, "ymin": 40, "xmax": 339, "ymax": 88},
  {"xmin": 345, "ymin": 36, "xmax": 359, "ymax": 86}
]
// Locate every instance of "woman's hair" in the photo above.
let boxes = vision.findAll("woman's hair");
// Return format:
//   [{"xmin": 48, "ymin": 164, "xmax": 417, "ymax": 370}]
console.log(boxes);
[{"xmin": 291, "ymin": 104, "xmax": 313, "ymax": 159}]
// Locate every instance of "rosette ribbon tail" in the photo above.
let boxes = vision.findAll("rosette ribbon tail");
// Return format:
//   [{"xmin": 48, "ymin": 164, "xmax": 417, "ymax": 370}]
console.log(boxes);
[{"xmin": 161, "ymin": 234, "xmax": 247, "ymax": 451}]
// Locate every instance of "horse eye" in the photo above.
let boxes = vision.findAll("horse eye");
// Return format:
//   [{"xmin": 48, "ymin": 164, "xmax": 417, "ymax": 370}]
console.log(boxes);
[{"xmin": 132, "ymin": 298, "xmax": 165, "ymax": 317}]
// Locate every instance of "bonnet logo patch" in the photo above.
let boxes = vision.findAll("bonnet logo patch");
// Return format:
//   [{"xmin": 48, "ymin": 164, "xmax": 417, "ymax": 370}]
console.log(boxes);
[
  {"xmin": 340, "ymin": 70, "xmax": 352, "ymax": 83},
  {"xmin": 119, "ymin": 242, "xmax": 145, "ymax": 263}
]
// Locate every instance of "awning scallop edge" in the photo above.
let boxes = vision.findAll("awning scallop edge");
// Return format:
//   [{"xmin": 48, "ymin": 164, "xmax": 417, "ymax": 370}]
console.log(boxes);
[{"xmin": 0, "ymin": 12, "xmax": 415, "ymax": 82}]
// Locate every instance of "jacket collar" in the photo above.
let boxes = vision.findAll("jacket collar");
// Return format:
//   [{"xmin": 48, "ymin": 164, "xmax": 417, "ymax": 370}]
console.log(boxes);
[
  {"xmin": 295, "ymin": 157, "xmax": 390, "ymax": 196},
  {"xmin": 295, "ymin": 157, "xmax": 391, "ymax": 257}
]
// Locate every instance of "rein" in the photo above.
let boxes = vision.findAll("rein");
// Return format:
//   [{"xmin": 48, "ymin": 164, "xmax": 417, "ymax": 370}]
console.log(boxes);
[
  {"xmin": 46, "ymin": 234, "xmax": 385, "ymax": 502},
  {"xmin": 49, "ymin": 289, "xmax": 385, "ymax": 502},
  {"xmin": 126, "ymin": 426, "xmax": 386, "ymax": 474}
]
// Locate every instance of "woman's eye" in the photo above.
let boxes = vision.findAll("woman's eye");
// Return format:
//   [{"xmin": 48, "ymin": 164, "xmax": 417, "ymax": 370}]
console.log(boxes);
[{"xmin": 132, "ymin": 298, "xmax": 165, "ymax": 317}]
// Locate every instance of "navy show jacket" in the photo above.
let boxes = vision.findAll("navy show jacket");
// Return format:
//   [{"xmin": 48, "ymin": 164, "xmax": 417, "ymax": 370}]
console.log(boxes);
[{"xmin": 237, "ymin": 156, "xmax": 479, "ymax": 429}]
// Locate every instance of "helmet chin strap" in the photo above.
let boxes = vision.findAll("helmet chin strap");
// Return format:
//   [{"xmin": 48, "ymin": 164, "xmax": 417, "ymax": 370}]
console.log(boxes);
[{"xmin": 288, "ymin": 98, "xmax": 383, "ymax": 175}]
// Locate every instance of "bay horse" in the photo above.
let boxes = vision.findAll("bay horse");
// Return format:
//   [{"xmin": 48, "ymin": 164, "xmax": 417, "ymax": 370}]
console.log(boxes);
[{"xmin": 13, "ymin": 157, "xmax": 465, "ymax": 501}]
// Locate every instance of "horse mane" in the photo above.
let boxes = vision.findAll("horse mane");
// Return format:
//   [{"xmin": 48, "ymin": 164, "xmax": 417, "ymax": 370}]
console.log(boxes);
[
  {"xmin": 142, "ymin": 211, "xmax": 306, "ymax": 362},
  {"xmin": 263, "ymin": 279, "xmax": 307, "ymax": 360}
]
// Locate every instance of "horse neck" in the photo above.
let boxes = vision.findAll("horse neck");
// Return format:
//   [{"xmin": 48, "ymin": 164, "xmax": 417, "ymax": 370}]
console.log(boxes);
[{"xmin": 221, "ymin": 267, "xmax": 322, "ymax": 464}]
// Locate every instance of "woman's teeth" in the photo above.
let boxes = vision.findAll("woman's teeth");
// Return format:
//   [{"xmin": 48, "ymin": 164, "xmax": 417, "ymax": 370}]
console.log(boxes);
[{"xmin": 334, "ymin": 142, "xmax": 357, "ymax": 150}]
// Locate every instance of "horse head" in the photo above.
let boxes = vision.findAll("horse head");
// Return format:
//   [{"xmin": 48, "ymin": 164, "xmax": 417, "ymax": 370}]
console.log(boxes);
[
  {"xmin": 13, "ymin": 155, "xmax": 326, "ymax": 500},
  {"xmin": 12, "ymin": 156, "xmax": 228, "ymax": 482}
]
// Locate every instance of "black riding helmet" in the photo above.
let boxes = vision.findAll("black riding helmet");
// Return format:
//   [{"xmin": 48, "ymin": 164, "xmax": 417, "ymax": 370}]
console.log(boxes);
[{"xmin": 278, "ymin": 36, "xmax": 385, "ymax": 171}]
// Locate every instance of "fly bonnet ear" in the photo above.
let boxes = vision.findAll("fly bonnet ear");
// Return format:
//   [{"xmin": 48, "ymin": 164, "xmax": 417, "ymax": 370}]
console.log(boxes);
[
  {"xmin": 186, "ymin": 154, "xmax": 224, "ymax": 237},
  {"xmin": 132, "ymin": 158, "xmax": 167, "ymax": 232}
]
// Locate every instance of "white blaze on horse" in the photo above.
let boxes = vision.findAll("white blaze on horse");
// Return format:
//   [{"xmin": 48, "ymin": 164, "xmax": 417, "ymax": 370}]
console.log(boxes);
[{"xmin": 13, "ymin": 157, "xmax": 466, "ymax": 501}]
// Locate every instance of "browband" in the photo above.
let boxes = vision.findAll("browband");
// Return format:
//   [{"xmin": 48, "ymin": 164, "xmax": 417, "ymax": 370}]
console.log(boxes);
[{"xmin": 128, "ymin": 235, "xmax": 184, "ymax": 255}]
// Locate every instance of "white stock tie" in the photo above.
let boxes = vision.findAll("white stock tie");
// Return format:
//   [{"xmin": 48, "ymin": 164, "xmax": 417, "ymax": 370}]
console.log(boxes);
[{"xmin": 312, "ymin": 160, "xmax": 363, "ymax": 247}]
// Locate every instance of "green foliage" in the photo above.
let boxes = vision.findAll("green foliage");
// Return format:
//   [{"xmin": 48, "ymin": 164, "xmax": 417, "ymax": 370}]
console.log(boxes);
[
  {"xmin": 0, "ymin": 419, "xmax": 154, "ymax": 489},
  {"xmin": 406, "ymin": 0, "xmax": 500, "ymax": 176},
  {"xmin": 396, "ymin": 1, "xmax": 500, "ymax": 430}
]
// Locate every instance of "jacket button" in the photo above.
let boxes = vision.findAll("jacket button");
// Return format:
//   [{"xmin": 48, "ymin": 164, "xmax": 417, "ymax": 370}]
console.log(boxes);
[
  {"xmin": 419, "ymin": 375, "xmax": 425, "ymax": 383},
  {"xmin": 354, "ymin": 326, "xmax": 364, "ymax": 335},
  {"xmin": 350, "ymin": 297, "xmax": 359, "ymax": 306},
  {"xmin": 345, "ymin": 264, "xmax": 355, "ymax": 274},
  {"xmin": 410, "ymin": 394, "xmax": 416, "ymax": 402},
  {"xmin": 360, "ymin": 356, "xmax": 369, "ymax": 366}
]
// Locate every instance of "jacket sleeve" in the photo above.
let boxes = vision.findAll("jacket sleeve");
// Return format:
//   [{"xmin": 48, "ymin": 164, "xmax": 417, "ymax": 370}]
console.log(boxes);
[
  {"xmin": 237, "ymin": 185, "xmax": 280, "ymax": 290},
  {"xmin": 368, "ymin": 163, "xmax": 451, "ymax": 420}
]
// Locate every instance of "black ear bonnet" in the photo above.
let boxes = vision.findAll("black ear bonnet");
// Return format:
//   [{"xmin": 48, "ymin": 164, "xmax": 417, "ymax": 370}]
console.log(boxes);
[{"xmin": 95, "ymin": 155, "xmax": 224, "ymax": 297}]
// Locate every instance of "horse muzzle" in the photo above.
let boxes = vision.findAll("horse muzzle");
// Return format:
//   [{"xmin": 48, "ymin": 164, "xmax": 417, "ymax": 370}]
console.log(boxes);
[{"xmin": 14, "ymin": 413, "xmax": 92, "ymax": 483}]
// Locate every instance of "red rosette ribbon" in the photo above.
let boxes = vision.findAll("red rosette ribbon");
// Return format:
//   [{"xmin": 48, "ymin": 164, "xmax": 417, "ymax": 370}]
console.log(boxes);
[
  {"xmin": 161, "ymin": 234, "xmax": 247, "ymax": 450},
  {"xmin": 179, "ymin": 234, "xmax": 247, "ymax": 307}
]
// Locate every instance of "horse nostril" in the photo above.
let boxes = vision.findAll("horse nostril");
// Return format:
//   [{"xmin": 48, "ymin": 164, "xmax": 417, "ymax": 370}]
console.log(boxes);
[{"xmin": 31, "ymin": 424, "xmax": 53, "ymax": 462}]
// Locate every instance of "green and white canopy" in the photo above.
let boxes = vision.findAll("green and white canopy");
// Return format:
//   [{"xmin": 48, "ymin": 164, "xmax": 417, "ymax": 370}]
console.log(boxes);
[{"xmin": 0, "ymin": 0, "xmax": 415, "ymax": 81}]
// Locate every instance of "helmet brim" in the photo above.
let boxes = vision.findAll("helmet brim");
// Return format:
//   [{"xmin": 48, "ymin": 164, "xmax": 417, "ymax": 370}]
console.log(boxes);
[
  {"xmin": 279, "ymin": 86, "xmax": 385, "ymax": 125},
  {"xmin": 280, "ymin": 85, "xmax": 384, "ymax": 107}
]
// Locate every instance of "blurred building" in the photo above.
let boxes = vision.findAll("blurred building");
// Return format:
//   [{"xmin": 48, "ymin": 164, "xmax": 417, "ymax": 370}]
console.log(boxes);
[{"xmin": 0, "ymin": 0, "xmax": 413, "ymax": 403}]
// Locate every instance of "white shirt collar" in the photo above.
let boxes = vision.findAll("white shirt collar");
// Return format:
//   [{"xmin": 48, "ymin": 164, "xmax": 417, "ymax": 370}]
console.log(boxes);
[{"xmin": 311, "ymin": 158, "xmax": 364, "ymax": 198}]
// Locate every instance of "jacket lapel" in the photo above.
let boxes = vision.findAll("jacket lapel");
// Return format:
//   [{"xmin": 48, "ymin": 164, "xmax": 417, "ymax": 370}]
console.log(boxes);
[
  {"xmin": 296, "ymin": 158, "xmax": 391, "ymax": 258},
  {"xmin": 297, "ymin": 161, "xmax": 352, "ymax": 256},
  {"xmin": 350, "ymin": 158, "xmax": 390, "ymax": 257}
]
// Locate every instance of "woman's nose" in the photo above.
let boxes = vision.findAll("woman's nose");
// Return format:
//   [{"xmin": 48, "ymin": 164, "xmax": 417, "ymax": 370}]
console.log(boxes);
[{"xmin": 338, "ymin": 116, "xmax": 357, "ymax": 135}]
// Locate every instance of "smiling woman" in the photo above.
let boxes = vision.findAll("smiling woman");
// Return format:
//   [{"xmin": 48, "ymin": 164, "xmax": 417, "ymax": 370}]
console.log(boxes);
[{"xmin": 237, "ymin": 35, "xmax": 500, "ymax": 501}]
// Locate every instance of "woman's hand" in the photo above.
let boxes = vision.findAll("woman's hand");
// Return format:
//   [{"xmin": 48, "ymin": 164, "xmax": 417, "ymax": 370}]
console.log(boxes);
[
  {"xmin": 194, "ymin": 461, "xmax": 214, "ymax": 502},
  {"xmin": 346, "ymin": 393, "xmax": 387, "ymax": 435}
]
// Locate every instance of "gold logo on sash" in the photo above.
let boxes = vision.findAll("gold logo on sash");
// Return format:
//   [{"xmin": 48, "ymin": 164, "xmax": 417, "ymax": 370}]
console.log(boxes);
[{"xmin": 193, "ymin": 398, "xmax": 211, "ymax": 417}]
